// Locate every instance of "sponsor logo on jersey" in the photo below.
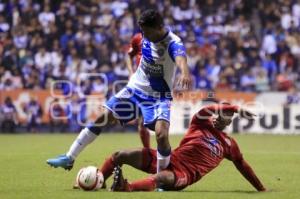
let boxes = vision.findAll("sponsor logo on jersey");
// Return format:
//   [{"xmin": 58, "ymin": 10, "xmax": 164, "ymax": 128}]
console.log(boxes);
[
  {"xmin": 203, "ymin": 137, "xmax": 222, "ymax": 158},
  {"xmin": 141, "ymin": 59, "xmax": 164, "ymax": 77},
  {"xmin": 175, "ymin": 48, "xmax": 185, "ymax": 56}
]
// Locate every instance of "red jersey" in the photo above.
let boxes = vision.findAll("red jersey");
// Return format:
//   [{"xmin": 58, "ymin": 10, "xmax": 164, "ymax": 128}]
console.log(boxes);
[
  {"xmin": 143, "ymin": 104, "xmax": 265, "ymax": 191},
  {"xmin": 170, "ymin": 105, "xmax": 242, "ymax": 186},
  {"xmin": 127, "ymin": 33, "xmax": 142, "ymax": 68}
]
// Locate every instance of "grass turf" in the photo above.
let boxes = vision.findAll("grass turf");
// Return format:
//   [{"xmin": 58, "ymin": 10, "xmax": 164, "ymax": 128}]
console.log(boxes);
[{"xmin": 0, "ymin": 133, "xmax": 299, "ymax": 199}]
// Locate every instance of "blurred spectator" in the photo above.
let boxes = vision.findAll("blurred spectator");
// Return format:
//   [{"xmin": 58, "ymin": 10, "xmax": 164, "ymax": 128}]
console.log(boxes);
[
  {"xmin": 23, "ymin": 97, "xmax": 43, "ymax": 132},
  {"xmin": 187, "ymin": 46, "xmax": 201, "ymax": 74},
  {"xmin": 255, "ymin": 68, "xmax": 270, "ymax": 92},
  {"xmin": 0, "ymin": 15, "xmax": 10, "ymax": 32},
  {"xmin": 113, "ymin": 62, "xmax": 130, "ymax": 80},
  {"xmin": 281, "ymin": 7, "xmax": 298, "ymax": 30},
  {"xmin": 262, "ymin": 54, "xmax": 278, "ymax": 84},
  {"xmin": 194, "ymin": 68, "xmax": 211, "ymax": 90},
  {"xmin": 276, "ymin": 68, "xmax": 296, "ymax": 91},
  {"xmin": 119, "ymin": 9, "xmax": 134, "ymax": 41},
  {"xmin": 285, "ymin": 31, "xmax": 300, "ymax": 56},
  {"xmin": 66, "ymin": 93, "xmax": 85, "ymax": 132},
  {"xmin": 92, "ymin": 76, "xmax": 107, "ymax": 93},
  {"xmin": 240, "ymin": 70, "xmax": 256, "ymax": 92},
  {"xmin": 38, "ymin": 4, "xmax": 55, "ymax": 34},
  {"xmin": 172, "ymin": 0, "xmax": 200, "ymax": 23},
  {"xmin": 34, "ymin": 46, "xmax": 51, "ymax": 71},
  {"xmin": 216, "ymin": 74, "xmax": 231, "ymax": 91},
  {"xmin": 0, "ymin": 97, "xmax": 18, "ymax": 132},
  {"xmin": 12, "ymin": 25, "xmax": 28, "ymax": 49},
  {"xmin": 80, "ymin": 46, "xmax": 98, "ymax": 73},
  {"xmin": 206, "ymin": 58, "xmax": 221, "ymax": 88},
  {"xmin": 49, "ymin": 98, "xmax": 66, "ymax": 132},
  {"xmin": 262, "ymin": 31, "xmax": 277, "ymax": 55},
  {"xmin": 2, "ymin": 0, "xmax": 300, "ymax": 134},
  {"xmin": 0, "ymin": 0, "xmax": 299, "ymax": 95},
  {"xmin": 0, "ymin": 69, "xmax": 22, "ymax": 90},
  {"xmin": 285, "ymin": 86, "xmax": 300, "ymax": 105}
]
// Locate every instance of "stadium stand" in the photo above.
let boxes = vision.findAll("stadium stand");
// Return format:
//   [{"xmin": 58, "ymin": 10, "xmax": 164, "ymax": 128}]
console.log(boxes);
[{"xmin": 0, "ymin": 0, "xmax": 300, "ymax": 132}]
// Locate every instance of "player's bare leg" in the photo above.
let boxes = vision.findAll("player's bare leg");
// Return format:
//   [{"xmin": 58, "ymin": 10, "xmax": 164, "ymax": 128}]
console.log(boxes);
[
  {"xmin": 155, "ymin": 120, "xmax": 171, "ymax": 173},
  {"xmin": 138, "ymin": 117, "xmax": 150, "ymax": 148},
  {"xmin": 111, "ymin": 167, "xmax": 175, "ymax": 192},
  {"xmin": 47, "ymin": 107, "xmax": 117, "ymax": 170},
  {"xmin": 99, "ymin": 149, "xmax": 145, "ymax": 182}
]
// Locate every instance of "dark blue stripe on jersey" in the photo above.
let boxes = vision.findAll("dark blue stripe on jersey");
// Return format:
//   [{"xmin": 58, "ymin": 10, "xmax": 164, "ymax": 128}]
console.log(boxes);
[
  {"xmin": 168, "ymin": 41, "xmax": 187, "ymax": 62},
  {"xmin": 148, "ymin": 76, "xmax": 171, "ymax": 96},
  {"xmin": 142, "ymin": 39, "xmax": 155, "ymax": 64}
]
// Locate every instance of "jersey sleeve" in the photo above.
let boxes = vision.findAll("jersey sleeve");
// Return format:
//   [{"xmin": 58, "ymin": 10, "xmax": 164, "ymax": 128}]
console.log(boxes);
[
  {"xmin": 168, "ymin": 41, "xmax": 187, "ymax": 61},
  {"xmin": 226, "ymin": 137, "xmax": 243, "ymax": 162}
]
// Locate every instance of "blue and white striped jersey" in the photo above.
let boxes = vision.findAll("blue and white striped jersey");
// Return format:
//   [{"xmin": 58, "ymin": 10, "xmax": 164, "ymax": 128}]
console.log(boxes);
[{"xmin": 127, "ymin": 30, "xmax": 186, "ymax": 99}]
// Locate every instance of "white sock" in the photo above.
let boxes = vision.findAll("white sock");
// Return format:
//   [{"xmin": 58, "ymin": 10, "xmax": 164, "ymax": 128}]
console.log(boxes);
[
  {"xmin": 156, "ymin": 151, "xmax": 171, "ymax": 173},
  {"xmin": 66, "ymin": 128, "xmax": 98, "ymax": 160}
]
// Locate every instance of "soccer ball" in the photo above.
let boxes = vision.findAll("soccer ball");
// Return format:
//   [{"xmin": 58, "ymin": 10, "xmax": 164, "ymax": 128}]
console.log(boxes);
[{"xmin": 76, "ymin": 166, "xmax": 104, "ymax": 191}]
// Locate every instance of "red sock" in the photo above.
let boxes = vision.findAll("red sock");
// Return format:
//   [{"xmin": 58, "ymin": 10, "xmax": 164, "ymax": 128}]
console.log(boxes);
[
  {"xmin": 129, "ymin": 176, "xmax": 156, "ymax": 191},
  {"xmin": 139, "ymin": 126, "xmax": 150, "ymax": 148},
  {"xmin": 99, "ymin": 156, "xmax": 115, "ymax": 180}
]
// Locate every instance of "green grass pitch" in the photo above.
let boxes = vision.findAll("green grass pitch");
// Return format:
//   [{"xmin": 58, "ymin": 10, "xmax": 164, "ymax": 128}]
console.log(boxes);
[{"xmin": 0, "ymin": 133, "xmax": 299, "ymax": 199}]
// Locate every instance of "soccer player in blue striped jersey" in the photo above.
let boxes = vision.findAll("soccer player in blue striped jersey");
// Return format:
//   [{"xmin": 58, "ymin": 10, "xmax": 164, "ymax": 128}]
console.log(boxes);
[{"xmin": 47, "ymin": 9, "xmax": 191, "ymax": 176}]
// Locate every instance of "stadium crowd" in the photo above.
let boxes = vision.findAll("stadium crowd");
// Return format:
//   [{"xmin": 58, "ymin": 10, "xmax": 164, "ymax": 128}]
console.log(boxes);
[
  {"xmin": 1, "ymin": 0, "xmax": 300, "ymax": 132},
  {"xmin": 1, "ymin": 0, "xmax": 300, "ymax": 92}
]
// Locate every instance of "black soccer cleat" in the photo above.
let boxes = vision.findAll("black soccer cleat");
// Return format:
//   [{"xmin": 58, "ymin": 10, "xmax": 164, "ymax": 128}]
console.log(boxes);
[{"xmin": 110, "ymin": 166, "xmax": 130, "ymax": 191}]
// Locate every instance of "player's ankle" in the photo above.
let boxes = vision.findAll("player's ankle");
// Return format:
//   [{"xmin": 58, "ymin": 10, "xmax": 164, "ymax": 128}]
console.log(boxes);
[
  {"xmin": 125, "ymin": 180, "xmax": 132, "ymax": 192},
  {"xmin": 66, "ymin": 153, "xmax": 75, "ymax": 161}
]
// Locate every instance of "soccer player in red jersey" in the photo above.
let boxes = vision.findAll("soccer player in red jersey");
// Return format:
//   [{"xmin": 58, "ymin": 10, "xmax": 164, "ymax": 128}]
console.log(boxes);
[
  {"xmin": 125, "ymin": 32, "xmax": 151, "ymax": 148},
  {"xmin": 97, "ymin": 103, "xmax": 266, "ymax": 192}
]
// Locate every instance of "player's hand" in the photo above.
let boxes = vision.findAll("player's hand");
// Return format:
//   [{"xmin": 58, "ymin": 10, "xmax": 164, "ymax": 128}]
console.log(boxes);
[
  {"xmin": 177, "ymin": 74, "xmax": 192, "ymax": 90},
  {"xmin": 259, "ymin": 188, "xmax": 267, "ymax": 192},
  {"xmin": 239, "ymin": 109, "xmax": 256, "ymax": 120}
]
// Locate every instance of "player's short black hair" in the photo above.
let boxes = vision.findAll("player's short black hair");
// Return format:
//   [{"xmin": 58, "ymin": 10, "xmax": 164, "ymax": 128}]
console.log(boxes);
[{"xmin": 138, "ymin": 9, "xmax": 163, "ymax": 28}]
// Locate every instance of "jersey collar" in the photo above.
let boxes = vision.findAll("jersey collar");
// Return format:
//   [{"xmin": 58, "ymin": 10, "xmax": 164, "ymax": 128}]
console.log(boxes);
[{"xmin": 153, "ymin": 28, "xmax": 170, "ymax": 43}]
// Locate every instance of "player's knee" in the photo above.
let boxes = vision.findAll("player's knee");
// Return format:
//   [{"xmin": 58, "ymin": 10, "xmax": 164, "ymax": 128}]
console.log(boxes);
[
  {"xmin": 106, "ymin": 109, "xmax": 117, "ymax": 122},
  {"xmin": 95, "ymin": 108, "xmax": 116, "ymax": 126},
  {"xmin": 112, "ymin": 151, "xmax": 124, "ymax": 163},
  {"xmin": 112, "ymin": 150, "xmax": 130, "ymax": 165}
]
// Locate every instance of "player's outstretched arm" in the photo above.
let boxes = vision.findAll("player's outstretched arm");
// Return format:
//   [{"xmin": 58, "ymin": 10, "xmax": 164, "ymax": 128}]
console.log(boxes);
[
  {"xmin": 228, "ymin": 138, "xmax": 266, "ymax": 192},
  {"xmin": 233, "ymin": 159, "xmax": 266, "ymax": 191},
  {"xmin": 196, "ymin": 104, "xmax": 239, "ymax": 119},
  {"xmin": 175, "ymin": 56, "xmax": 192, "ymax": 90}
]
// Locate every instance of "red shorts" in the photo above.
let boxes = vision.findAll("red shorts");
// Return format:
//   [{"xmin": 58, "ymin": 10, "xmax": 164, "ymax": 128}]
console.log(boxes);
[{"xmin": 141, "ymin": 148, "xmax": 192, "ymax": 191}]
